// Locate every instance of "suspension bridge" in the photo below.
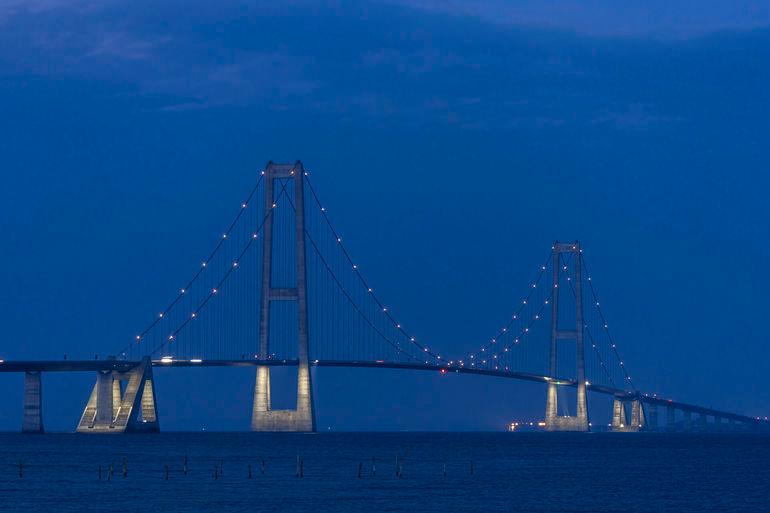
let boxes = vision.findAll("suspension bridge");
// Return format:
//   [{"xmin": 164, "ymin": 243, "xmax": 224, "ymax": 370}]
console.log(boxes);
[{"xmin": 1, "ymin": 161, "xmax": 765, "ymax": 434}]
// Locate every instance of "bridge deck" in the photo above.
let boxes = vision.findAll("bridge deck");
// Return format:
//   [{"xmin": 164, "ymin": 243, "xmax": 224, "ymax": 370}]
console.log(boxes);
[{"xmin": 0, "ymin": 359, "xmax": 763, "ymax": 425}]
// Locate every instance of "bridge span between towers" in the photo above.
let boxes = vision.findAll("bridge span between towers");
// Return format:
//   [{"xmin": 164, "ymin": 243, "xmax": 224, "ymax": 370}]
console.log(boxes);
[
  {"xmin": 2, "ymin": 160, "xmax": 766, "ymax": 433},
  {"xmin": 0, "ymin": 358, "xmax": 764, "ymax": 431}
]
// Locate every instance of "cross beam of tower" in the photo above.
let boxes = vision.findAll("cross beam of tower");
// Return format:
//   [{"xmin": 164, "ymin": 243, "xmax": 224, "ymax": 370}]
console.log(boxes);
[{"xmin": 251, "ymin": 162, "xmax": 315, "ymax": 432}]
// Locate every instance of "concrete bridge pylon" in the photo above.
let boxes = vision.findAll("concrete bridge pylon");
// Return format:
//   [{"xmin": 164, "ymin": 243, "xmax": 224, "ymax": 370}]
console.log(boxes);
[
  {"xmin": 545, "ymin": 242, "xmax": 589, "ymax": 432},
  {"xmin": 76, "ymin": 356, "xmax": 159, "ymax": 433},
  {"xmin": 251, "ymin": 162, "xmax": 315, "ymax": 432}
]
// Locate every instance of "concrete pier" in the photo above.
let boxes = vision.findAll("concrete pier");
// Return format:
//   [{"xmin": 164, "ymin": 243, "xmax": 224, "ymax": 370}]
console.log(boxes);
[
  {"xmin": 77, "ymin": 357, "xmax": 159, "ymax": 433},
  {"xmin": 697, "ymin": 413, "xmax": 708, "ymax": 431},
  {"xmin": 683, "ymin": 410, "xmax": 692, "ymax": 431},
  {"xmin": 612, "ymin": 398, "xmax": 644, "ymax": 432},
  {"xmin": 648, "ymin": 403, "xmax": 658, "ymax": 430},
  {"xmin": 22, "ymin": 371, "xmax": 44, "ymax": 433},
  {"xmin": 251, "ymin": 162, "xmax": 315, "ymax": 432},
  {"xmin": 611, "ymin": 398, "xmax": 627, "ymax": 430},
  {"xmin": 666, "ymin": 406, "xmax": 676, "ymax": 431}
]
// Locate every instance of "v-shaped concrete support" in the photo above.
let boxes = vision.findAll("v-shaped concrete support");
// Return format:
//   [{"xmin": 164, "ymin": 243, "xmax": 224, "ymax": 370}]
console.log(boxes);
[
  {"xmin": 611, "ymin": 397, "xmax": 645, "ymax": 432},
  {"xmin": 77, "ymin": 356, "xmax": 159, "ymax": 433}
]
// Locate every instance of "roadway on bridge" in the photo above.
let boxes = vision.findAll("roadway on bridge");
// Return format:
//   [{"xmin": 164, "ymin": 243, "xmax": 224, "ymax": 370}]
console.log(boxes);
[{"xmin": 0, "ymin": 358, "xmax": 761, "ymax": 424}]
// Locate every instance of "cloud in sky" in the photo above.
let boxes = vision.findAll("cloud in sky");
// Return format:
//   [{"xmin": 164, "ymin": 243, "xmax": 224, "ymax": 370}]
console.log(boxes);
[
  {"xmin": 0, "ymin": 1, "xmax": 768, "ymax": 128},
  {"xmin": 5, "ymin": 0, "xmax": 770, "ymax": 39},
  {"xmin": 387, "ymin": 0, "xmax": 770, "ymax": 38}
]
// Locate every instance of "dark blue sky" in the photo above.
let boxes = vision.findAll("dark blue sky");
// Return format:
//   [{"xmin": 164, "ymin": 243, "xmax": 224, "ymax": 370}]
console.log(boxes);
[{"xmin": 1, "ymin": 1, "xmax": 769, "ymax": 431}]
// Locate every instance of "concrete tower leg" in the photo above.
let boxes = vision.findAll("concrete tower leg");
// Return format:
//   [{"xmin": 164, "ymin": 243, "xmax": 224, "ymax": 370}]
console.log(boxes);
[
  {"xmin": 251, "ymin": 161, "xmax": 315, "ymax": 432},
  {"xmin": 112, "ymin": 378, "xmax": 122, "ymax": 420},
  {"xmin": 611, "ymin": 398, "xmax": 627, "ymax": 430},
  {"xmin": 544, "ymin": 247, "xmax": 560, "ymax": 427},
  {"xmin": 544, "ymin": 241, "xmax": 589, "ymax": 432},
  {"xmin": 22, "ymin": 371, "xmax": 44, "ymax": 434},
  {"xmin": 95, "ymin": 371, "xmax": 114, "ymax": 425},
  {"xmin": 77, "ymin": 357, "xmax": 159, "ymax": 433},
  {"xmin": 141, "ymin": 376, "xmax": 158, "ymax": 423},
  {"xmin": 630, "ymin": 399, "xmax": 645, "ymax": 429},
  {"xmin": 573, "ymin": 249, "xmax": 588, "ymax": 427}
]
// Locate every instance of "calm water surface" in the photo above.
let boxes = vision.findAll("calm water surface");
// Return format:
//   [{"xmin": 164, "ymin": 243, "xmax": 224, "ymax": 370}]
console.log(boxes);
[{"xmin": 0, "ymin": 432, "xmax": 767, "ymax": 512}]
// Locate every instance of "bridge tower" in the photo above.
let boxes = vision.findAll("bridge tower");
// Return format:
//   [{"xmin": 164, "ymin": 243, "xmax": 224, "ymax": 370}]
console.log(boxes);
[
  {"xmin": 545, "ymin": 241, "xmax": 590, "ymax": 431},
  {"xmin": 251, "ymin": 162, "xmax": 316, "ymax": 432}
]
